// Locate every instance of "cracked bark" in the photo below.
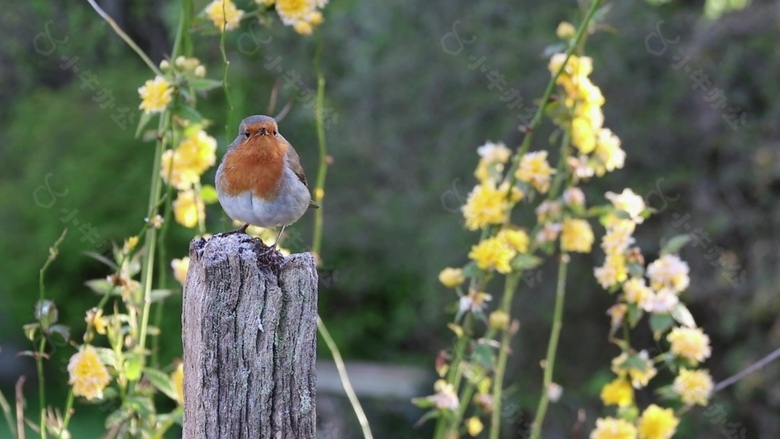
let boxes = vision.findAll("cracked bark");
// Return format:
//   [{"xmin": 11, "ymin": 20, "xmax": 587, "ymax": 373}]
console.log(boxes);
[{"xmin": 182, "ymin": 233, "xmax": 317, "ymax": 439}]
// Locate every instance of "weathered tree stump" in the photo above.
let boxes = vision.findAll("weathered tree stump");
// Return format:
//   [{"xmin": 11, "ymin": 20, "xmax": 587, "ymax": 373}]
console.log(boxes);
[{"xmin": 182, "ymin": 233, "xmax": 318, "ymax": 439}]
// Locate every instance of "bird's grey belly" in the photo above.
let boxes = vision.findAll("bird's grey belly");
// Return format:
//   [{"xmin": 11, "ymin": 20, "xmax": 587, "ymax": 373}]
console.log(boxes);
[{"xmin": 217, "ymin": 178, "xmax": 310, "ymax": 228}]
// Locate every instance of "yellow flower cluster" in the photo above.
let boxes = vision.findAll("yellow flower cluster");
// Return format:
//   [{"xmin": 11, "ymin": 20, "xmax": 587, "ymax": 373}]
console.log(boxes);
[
  {"xmin": 590, "ymin": 405, "xmax": 679, "ymax": 439},
  {"xmin": 258, "ymin": 0, "xmax": 327, "ymax": 35},
  {"xmin": 667, "ymin": 326, "xmax": 711, "ymax": 364},
  {"xmin": 138, "ymin": 76, "xmax": 173, "ymax": 114},
  {"xmin": 673, "ymin": 368, "xmax": 713, "ymax": 406},
  {"xmin": 173, "ymin": 189, "xmax": 206, "ymax": 229},
  {"xmin": 549, "ymin": 53, "xmax": 626, "ymax": 178},
  {"xmin": 462, "ymin": 182, "xmax": 510, "ymax": 230},
  {"xmin": 561, "ymin": 218, "xmax": 594, "ymax": 253},
  {"xmin": 599, "ymin": 378, "xmax": 633, "ymax": 407},
  {"xmin": 161, "ymin": 129, "xmax": 218, "ymax": 190},
  {"xmin": 467, "ymin": 228, "xmax": 530, "ymax": 274},
  {"xmin": 594, "ymin": 189, "xmax": 645, "ymax": 290},
  {"xmin": 205, "ymin": 0, "xmax": 244, "ymax": 32},
  {"xmin": 516, "ymin": 150, "xmax": 555, "ymax": 193},
  {"xmin": 611, "ymin": 350, "xmax": 657, "ymax": 389},
  {"xmin": 67, "ymin": 345, "xmax": 112, "ymax": 400}
]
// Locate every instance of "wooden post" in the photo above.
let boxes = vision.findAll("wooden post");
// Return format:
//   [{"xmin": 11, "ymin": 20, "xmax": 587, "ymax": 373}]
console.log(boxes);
[{"xmin": 182, "ymin": 233, "xmax": 318, "ymax": 439}]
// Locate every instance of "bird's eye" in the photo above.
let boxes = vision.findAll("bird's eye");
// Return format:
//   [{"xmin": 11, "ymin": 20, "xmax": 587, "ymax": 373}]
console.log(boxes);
[
  {"xmin": 244, "ymin": 131, "xmax": 251, "ymax": 138},
  {"xmin": 273, "ymin": 130, "xmax": 277, "ymax": 135}
]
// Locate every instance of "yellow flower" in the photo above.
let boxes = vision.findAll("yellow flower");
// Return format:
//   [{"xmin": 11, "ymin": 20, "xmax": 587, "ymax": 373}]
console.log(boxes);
[
  {"xmin": 594, "ymin": 254, "xmax": 628, "ymax": 289},
  {"xmin": 647, "ymin": 254, "xmax": 690, "ymax": 294},
  {"xmin": 561, "ymin": 218, "xmax": 594, "ymax": 253},
  {"xmin": 171, "ymin": 363, "xmax": 184, "ymax": 405},
  {"xmin": 563, "ymin": 187, "xmax": 586, "ymax": 206},
  {"xmin": 637, "ymin": 405, "xmax": 678, "ymax": 439},
  {"xmin": 489, "ymin": 310, "xmax": 509, "ymax": 330},
  {"xmin": 123, "ymin": 236, "xmax": 139, "ymax": 254},
  {"xmin": 315, "ymin": 187, "xmax": 325, "ymax": 200},
  {"xmin": 459, "ymin": 291, "xmax": 492, "ymax": 314},
  {"xmin": 477, "ymin": 141, "xmax": 512, "ymax": 163},
  {"xmin": 590, "ymin": 417, "xmax": 637, "ymax": 439},
  {"xmin": 173, "ymin": 190, "xmax": 205, "ymax": 228},
  {"xmin": 612, "ymin": 351, "xmax": 657, "ymax": 389},
  {"xmin": 516, "ymin": 151, "xmax": 555, "ymax": 193},
  {"xmin": 276, "ymin": 0, "xmax": 315, "ymax": 25},
  {"xmin": 85, "ymin": 308, "xmax": 109, "ymax": 335},
  {"xmin": 595, "ymin": 128, "xmax": 626, "ymax": 175},
  {"xmin": 607, "ymin": 303, "xmax": 628, "ymax": 328},
  {"xmin": 468, "ymin": 236, "xmax": 515, "ymax": 274},
  {"xmin": 572, "ymin": 116, "xmax": 597, "ymax": 154},
  {"xmin": 623, "ymin": 278, "xmax": 652, "ymax": 305},
  {"xmin": 466, "ymin": 416, "xmax": 484, "ymax": 436},
  {"xmin": 606, "ymin": 189, "xmax": 646, "ymax": 225},
  {"xmin": 497, "ymin": 228, "xmax": 530, "ymax": 253},
  {"xmin": 462, "ymin": 182, "xmax": 508, "ymax": 230},
  {"xmin": 601, "ymin": 221, "xmax": 635, "ymax": 255},
  {"xmin": 673, "ymin": 368, "xmax": 713, "ymax": 406},
  {"xmin": 171, "ymin": 257, "xmax": 190, "ymax": 285},
  {"xmin": 138, "ymin": 76, "xmax": 173, "ymax": 114},
  {"xmin": 600, "ymin": 378, "xmax": 633, "ymax": 407},
  {"xmin": 667, "ymin": 327, "xmax": 711, "ymax": 364},
  {"xmin": 67, "ymin": 345, "xmax": 111, "ymax": 400},
  {"xmin": 426, "ymin": 379, "xmax": 459, "ymax": 410},
  {"xmin": 177, "ymin": 130, "xmax": 218, "ymax": 175},
  {"xmin": 293, "ymin": 20, "xmax": 313, "ymax": 35},
  {"xmin": 556, "ymin": 21, "xmax": 576, "ymax": 39},
  {"xmin": 161, "ymin": 150, "xmax": 198, "ymax": 190},
  {"xmin": 204, "ymin": 0, "xmax": 244, "ymax": 31},
  {"xmin": 438, "ymin": 267, "xmax": 465, "ymax": 288}
]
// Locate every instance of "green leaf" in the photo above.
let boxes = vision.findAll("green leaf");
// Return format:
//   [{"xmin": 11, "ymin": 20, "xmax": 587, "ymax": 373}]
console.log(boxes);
[
  {"xmin": 126, "ymin": 396, "xmax": 155, "ymax": 416},
  {"xmin": 125, "ymin": 355, "xmax": 144, "ymax": 381},
  {"xmin": 94, "ymin": 347, "xmax": 117, "ymax": 368},
  {"xmin": 34, "ymin": 300, "xmax": 58, "ymax": 327},
  {"xmin": 671, "ymin": 303, "xmax": 696, "ymax": 328},
  {"xmin": 85, "ymin": 279, "xmax": 117, "ymax": 296},
  {"xmin": 411, "ymin": 398, "xmax": 435, "ymax": 409},
  {"xmin": 48, "ymin": 324, "xmax": 70, "ymax": 343},
  {"xmin": 461, "ymin": 261, "xmax": 480, "ymax": 278},
  {"xmin": 472, "ymin": 344, "xmax": 494, "ymax": 369},
  {"xmin": 627, "ymin": 262, "xmax": 644, "ymax": 278},
  {"xmin": 82, "ymin": 251, "xmax": 119, "ymax": 270},
  {"xmin": 189, "ymin": 78, "xmax": 222, "ymax": 92},
  {"xmin": 174, "ymin": 104, "xmax": 204, "ymax": 123},
  {"xmin": 655, "ymin": 385, "xmax": 679, "ymax": 400},
  {"xmin": 201, "ymin": 184, "xmax": 219, "ymax": 204},
  {"xmin": 624, "ymin": 353, "xmax": 650, "ymax": 373},
  {"xmin": 649, "ymin": 313, "xmax": 674, "ymax": 340},
  {"xmin": 134, "ymin": 111, "xmax": 154, "ymax": 139},
  {"xmin": 661, "ymin": 234, "xmax": 692, "ymax": 255},
  {"xmin": 150, "ymin": 289, "xmax": 176, "ymax": 302},
  {"xmin": 144, "ymin": 367, "xmax": 179, "ymax": 402},
  {"xmin": 23, "ymin": 323, "xmax": 39, "ymax": 341},
  {"xmin": 627, "ymin": 304, "xmax": 643, "ymax": 328},
  {"xmin": 511, "ymin": 254, "xmax": 542, "ymax": 271}
]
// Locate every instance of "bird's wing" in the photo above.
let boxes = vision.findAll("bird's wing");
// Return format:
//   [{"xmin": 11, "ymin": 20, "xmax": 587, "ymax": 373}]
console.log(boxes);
[{"xmin": 285, "ymin": 143, "xmax": 309, "ymax": 187}]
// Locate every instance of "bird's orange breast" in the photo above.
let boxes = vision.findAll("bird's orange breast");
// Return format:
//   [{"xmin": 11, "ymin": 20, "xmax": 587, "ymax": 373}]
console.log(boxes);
[{"xmin": 219, "ymin": 136, "xmax": 288, "ymax": 200}]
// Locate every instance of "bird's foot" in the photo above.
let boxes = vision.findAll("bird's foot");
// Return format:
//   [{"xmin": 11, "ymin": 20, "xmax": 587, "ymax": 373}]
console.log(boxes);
[{"xmin": 218, "ymin": 223, "xmax": 250, "ymax": 237}]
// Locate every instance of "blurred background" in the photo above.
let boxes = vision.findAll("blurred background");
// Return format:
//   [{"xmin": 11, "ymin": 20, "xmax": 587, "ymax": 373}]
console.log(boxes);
[{"xmin": 1, "ymin": 0, "xmax": 778, "ymax": 437}]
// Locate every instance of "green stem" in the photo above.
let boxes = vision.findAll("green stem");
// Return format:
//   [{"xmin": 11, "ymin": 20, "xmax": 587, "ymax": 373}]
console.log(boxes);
[
  {"xmin": 489, "ymin": 274, "xmax": 520, "ymax": 439},
  {"xmin": 312, "ymin": 35, "xmax": 328, "ymax": 257},
  {"xmin": 219, "ymin": 14, "xmax": 233, "ymax": 139},
  {"xmin": 56, "ymin": 390, "xmax": 74, "ymax": 439},
  {"xmin": 317, "ymin": 317, "xmax": 374, "ymax": 439},
  {"xmin": 502, "ymin": 0, "xmax": 603, "ymax": 189},
  {"xmin": 438, "ymin": 314, "xmax": 474, "ymax": 439},
  {"xmin": 529, "ymin": 256, "xmax": 569, "ymax": 439},
  {"xmin": 36, "ymin": 229, "xmax": 67, "ymax": 438},
  {"xmin": 85, "ymin": 0, "xmax": 162, "ymax": 76},
  {"xmin": 138, "ymin": 112, "xmax": 170, "ymax": 353},
  {"xmin": 0, "ymin": 388, "xmax": 14, "ymax": 437}
]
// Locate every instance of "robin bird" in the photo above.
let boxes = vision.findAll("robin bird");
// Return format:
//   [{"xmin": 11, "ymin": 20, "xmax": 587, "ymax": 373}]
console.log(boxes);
[{"xmin": 216, "ymin": 115, "xmax": 319, "ymax": 245}]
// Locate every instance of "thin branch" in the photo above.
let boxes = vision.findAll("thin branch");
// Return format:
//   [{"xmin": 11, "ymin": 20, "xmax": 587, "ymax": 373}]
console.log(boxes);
[
  {"xmin": 85, "ymin": 0, "xmax": 162, "ymax": 76},
  {"xmin": 715, "ymin": 345, "xmax": 780, "ymax": 392},
  {"xmin": 317, "ymin": 317, "xmax": 373, "ymax": 439}
]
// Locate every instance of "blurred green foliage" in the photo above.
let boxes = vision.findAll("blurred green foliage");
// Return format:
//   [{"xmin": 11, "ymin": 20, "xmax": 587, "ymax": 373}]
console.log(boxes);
[{"xmin": 1, "ymin": 0, "xmax": 778, "ymax": 437}]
